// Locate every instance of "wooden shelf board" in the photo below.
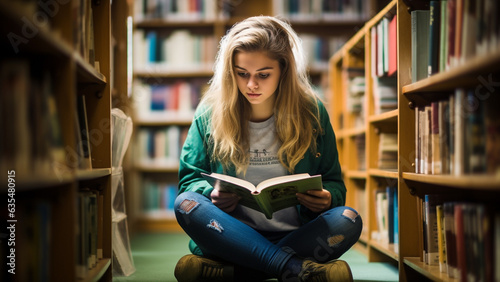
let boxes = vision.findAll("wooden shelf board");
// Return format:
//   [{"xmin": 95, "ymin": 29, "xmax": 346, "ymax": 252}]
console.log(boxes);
[
  {"xmin": 343, "ymin": 127, "xmax": 366, "ymax": 137},
  {"xmin": 368, "ymin": 109, "xmax": 398, "ymax": 124},
  {"xmin": 404, "ymin": 257, "xmax": 458, "ymax": 282},
  {"xmin": 363, "ymin": 0, "xmax": 397, "ymax": 32},
  {"xmin": 76, "ymin": 168, "xmax": 112, "ymax": 181},
  {"xmin": 16, "ymin": 172, "xmax": 74, "ymax": 191},
  {"xmin": 75, "ymin": 53, "xmax": 107, "ymax": 85},
  {"xmin": 81, "ymin": 258, "xmax": 111, "ymax": 282},
  {"xmin": 403, "ymin": 172, "xmax": 500, "ymax": 190},
  {"xmin": 368, "ymin": 168, "xmax": 398, "ymax": 179},
  {"xmin": 135, "ymin": 162, "xmax": 180, "ymax": 173},
  {"xmin": 134, "ymin": 69, "xmax": 213, "ymax": 78},
  {"xmin": 0, "ymin": 1, "xmax": 77, "ymax": 57},
  {"xmin": 402, "ymin": 49, "xmax": 500, "ymax": 94},
  {"xmin": 369, "ymin": 240, "xmax": 399, "ymax": 261},
  {"xmin": 135, "ymin": 20, "xmax": 216, "ymax": 28},
  {"xmin": 345, "ymin": 170, "xmax": 368, "ymax": 179}
]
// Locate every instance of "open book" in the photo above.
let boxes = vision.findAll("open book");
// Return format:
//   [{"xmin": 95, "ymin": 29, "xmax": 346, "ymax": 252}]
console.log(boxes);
[{"xmin": 201, "ymin": 172, "xmax": 322, "ymax": 219}]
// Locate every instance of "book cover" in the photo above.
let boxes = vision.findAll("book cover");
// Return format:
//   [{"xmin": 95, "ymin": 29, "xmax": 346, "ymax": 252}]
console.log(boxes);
[
  {"xmin": 436, "ymin": 204, "xmax": 447, "ymax": 273},
  {"xmin": 411, "ymin": 9, "xmax": 430, "ymax": 82},
  {"xmin": 443, "ymin": 202, "xmax": 458, "ymax": 278},
  {"xmin": 201, "ymin": 173, "xmax": 322, "ymax": 219},
  {"xmin": 388, "ymin": 15, "xmax": 397, "ymax": 76},
  {"xmin": 454, "ymin": 204, "xmax": 467, "ymax": 282},
  {"xmin": 431, "ymin": 101, "xmax": 442, "ymax": 174},
  {"xmin": 439, "ymin": 0, "xmax": 449, "ymax": 72},
  {"xmin": 428, "ymin": 0, "xmax": 442, "ymax": 77}
]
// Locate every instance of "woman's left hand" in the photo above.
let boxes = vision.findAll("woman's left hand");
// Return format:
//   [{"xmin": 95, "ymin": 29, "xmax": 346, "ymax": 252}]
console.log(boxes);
[{"xmin": 296, "ymin": 189, "xmax": 332, "ymax": 213}]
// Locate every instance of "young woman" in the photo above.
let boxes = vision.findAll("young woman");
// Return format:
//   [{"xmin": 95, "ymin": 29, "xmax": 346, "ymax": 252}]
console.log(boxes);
[{"xmin": 174, "ymin": 16, "xmax": 362, "ymax": 282}]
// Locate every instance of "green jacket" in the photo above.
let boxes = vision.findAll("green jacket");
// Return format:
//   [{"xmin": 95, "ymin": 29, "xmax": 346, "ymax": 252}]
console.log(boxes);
[{"xmin": 178, "ymin": 100, "xmax": 346, "ymax": 224}]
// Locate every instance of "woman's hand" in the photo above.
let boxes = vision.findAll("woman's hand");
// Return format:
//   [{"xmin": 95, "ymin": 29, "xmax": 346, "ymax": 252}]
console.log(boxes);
[
  {"xmin": 211, "ymin": 189, "xmax": 240, "ymax": 212},
  {"xmin": 296, "ymin": 189, "xmax": 332, "ymax": 213}
]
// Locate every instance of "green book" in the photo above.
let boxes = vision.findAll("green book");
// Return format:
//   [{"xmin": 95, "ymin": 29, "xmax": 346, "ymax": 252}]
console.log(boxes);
[
  {"xmin": 202, "ymin": 172, "xmax": 322, "ymax": 219},
  {"xmin": 411, "ymin": 9, "xmax": 430, "ymax": 82}
]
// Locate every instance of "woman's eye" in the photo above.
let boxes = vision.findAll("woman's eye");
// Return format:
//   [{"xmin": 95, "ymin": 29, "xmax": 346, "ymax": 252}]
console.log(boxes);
[
  {"xmin": 237, "ymin": 72, "xmax": 248, "ymax": 77},
  {"xmin": 259, "ymin": 73, "xmax": 270, "ymax": 79}
]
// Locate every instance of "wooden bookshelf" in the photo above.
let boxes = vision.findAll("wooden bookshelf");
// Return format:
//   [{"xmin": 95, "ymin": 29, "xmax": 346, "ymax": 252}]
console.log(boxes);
[
  {"xmin": 330, "ymin": 0, "xmax": 500, "ymax": 280},
  {"xmin": 0, "ymin": 0, "xmax": 119, "ymax": 280}
]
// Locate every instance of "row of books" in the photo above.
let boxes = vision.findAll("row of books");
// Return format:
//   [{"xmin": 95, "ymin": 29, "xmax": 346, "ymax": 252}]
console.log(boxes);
[
  {"xmin": 77, "ymin": 189, "xmax": 104, "ymax": 279},
  {"xmin": 346, "ymin": 75, "xmax": 365, "ymax": 128},
  {"xmin": 76, "ymin": 0, "xmax": 96, "ymax": 67},
  {"xmin": 133, "ymin": 29, "xmax": 217, "ymax": 73},
  {"xmin": 411, "ymin": 0, "xmax": 500, "ymax": 83},
  {"xmin": 370, "ymin": 14, "xmax": 397, "ymax": 78},
  {"xmin": 420, "ymin": 195, "xmax": 500, "ymax": 282},
  {"xmin": 132, "ymin": 79, "xmax": 204, "ymax": 121},
  {"xmin": 0, "ymin": 60, "xmax": 66, "ymax": 178},
  {"xmin": 134, "ymin": 0, "xmax": 218, "ymax": 22},
  {"xmin": 378, "ymin": 133, "xmax": 398, "ymax": 170},
  {"xmin": 414, "ymin": 88, "xmax": 500, "ymax": 175},
  {"xmin": 135, "ymin": 126, "xmax": 189, "ymax": 167},
  {"xmin": 372, "ymin": 186, "xmax": 399, "ymax": 248},
  {"xmin": 355, "ymin": 134, "xmax": 366, "ymax": 171},
  {"xmin": 142, "ymin": 178, "xmax": 179, "ymax": 215},
  {"xmin": 274, "ymin": 0, "xmax": 370, "ymax": 21}
]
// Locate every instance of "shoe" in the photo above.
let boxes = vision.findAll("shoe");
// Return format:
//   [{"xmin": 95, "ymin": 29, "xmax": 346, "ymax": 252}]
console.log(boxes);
[
  {"xmin": 298, "ymin": 259, "xmax": 353, "ymax": 282},
  {"xmin": 174, "ymin": 254, "xmax": 234, "ymax": 282}
]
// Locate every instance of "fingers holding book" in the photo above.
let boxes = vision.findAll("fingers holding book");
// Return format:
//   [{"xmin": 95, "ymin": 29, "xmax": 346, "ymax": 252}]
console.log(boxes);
[{"xmin": 296, "ymin": 189, "xmax": 332, "ymax": 213}]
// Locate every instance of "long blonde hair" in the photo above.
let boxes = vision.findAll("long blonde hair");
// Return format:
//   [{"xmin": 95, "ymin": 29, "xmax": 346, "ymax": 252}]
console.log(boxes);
[{"xmin": 201, "ymin": 16, "xmax": 322, "ymax": 174}]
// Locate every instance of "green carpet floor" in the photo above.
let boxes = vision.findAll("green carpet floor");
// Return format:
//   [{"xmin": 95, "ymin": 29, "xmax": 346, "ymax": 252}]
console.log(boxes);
[{"xmin": 113, "ymin": 232, "xmax": 399, "ymax": 282}]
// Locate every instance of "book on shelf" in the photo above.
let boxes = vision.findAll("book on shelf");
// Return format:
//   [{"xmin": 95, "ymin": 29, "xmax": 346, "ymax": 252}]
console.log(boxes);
[
  {"xmin": 378, "ymin": 133, "xmax": 398, "ymax": 170},
  {"xmin": 411, "ymin": 9, "xmax": 430, "ymax": 82},
  {"xmin": 134, "ymin": 0, "xmax": 217, "ymax": 22},
  {"xmin": 135, "ymin": 126, "xmax": 189, "ymax": 166},
  {"xmin": 372, "ymin": 187, "xmax": 398, "ymax": 245},
  {"xmin": 436, "ymin": 204, "xmax": 447, "ymax": 272},
  {"xmin": 423, "ymin": 194, "xmax": 442, "ymax": 265},
  {"xmin": 414, "ymin": 87, "xmax": 498, "ymax": 176},
  {"xmin": 201, "ymin": 172, "xmax": 322, "ymax": 219},
  {"xmin": 133, "ymin": 79, "xmax": 204, "ymax": 121},
  {"xmin": 142, "ymin": 178, "xmax": 178, "ymax": 215},
  {"xmin": 373, "ymin": 76, "xmax": 397, "ymax": 115},
  {"xmin": 76, "ymin": 189, "xmax": 103, "ymax": 278},
  {"xmin": 388, "ymin": 14, "xmax": 398, "ymax": 76},
  {"xmin": 273, "ymin": 0, "xmax": 370, "ymax": 22},
  {"xmin": 77, "ymin": 94, "xmax": 92, "ymax": 169},
  {"xmin": 133, "ymin": 29, "xmax": 216, "ymax": 72},
  {"xmin": 428, "ymin": 0, "xmax": 442, "ymax": 77}
]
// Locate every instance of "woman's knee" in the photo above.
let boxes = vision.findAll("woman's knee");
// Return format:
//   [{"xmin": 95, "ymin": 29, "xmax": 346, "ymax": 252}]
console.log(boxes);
[
  {"xmin": 323, "ymin": 206, "xmax": 363, "ymax": 237},
  {"xmin": 174, "ymin": 191, "xmax": 208, "ymax": 216}
]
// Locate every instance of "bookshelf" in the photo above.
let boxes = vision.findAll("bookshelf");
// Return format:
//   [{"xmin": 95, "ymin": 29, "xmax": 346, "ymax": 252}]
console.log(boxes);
[
  {"xmin": 129, "ymin": 0, "xmax": 390, "ymax": 232},
  {"xmin": 0, "ymin": 0, "xmax": 129, "ymax": 280},
  {"xmin": 329, "ymin": 0, "xmax": 500, "ymax": 280}
]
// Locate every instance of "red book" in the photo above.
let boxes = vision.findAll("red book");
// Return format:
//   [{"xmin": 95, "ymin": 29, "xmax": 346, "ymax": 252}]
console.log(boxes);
[{"xmin": 388, "ymin": 15, "xmax": 397, "ymax": 76}]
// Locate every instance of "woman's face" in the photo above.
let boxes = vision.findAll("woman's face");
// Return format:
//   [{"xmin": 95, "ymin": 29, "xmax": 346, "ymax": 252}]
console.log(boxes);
[{"xmin": 234, "ymin": 51, "xmax": 281, "ymax": 121}]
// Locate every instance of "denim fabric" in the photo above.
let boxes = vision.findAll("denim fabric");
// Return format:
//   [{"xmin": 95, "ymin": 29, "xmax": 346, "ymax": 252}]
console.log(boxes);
[{"xmin": 175, "ymin": 191, "xmax": 362, "ymax": 278}]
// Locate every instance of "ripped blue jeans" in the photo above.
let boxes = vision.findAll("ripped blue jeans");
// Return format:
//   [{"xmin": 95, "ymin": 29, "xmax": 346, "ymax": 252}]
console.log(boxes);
[{"xmin": 174, "ymin": 191, "xmax": 362, "ymax": 279}]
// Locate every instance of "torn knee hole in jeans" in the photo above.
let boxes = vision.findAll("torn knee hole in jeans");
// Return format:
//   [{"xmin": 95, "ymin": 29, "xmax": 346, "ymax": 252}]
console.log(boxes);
[
  {"xmin": 178, "ymin": 199, "xmax": 200, "ymax": 214},
  {"xmin": 327, "ymin": 235, "xmax": 344, "ymax": 247},
  {"xmin": 341, "ymin": 209, "xmax": 358, "ymax": 223},
  {"xmin": 207, "ymin": 219, "xmax": 223, "ymax": 233}
]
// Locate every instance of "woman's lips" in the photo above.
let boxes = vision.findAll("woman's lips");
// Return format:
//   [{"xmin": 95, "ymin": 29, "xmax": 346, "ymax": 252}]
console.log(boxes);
[{"xmin": 247, "ymin": 93, "xmax": 261, "ymax": 98}]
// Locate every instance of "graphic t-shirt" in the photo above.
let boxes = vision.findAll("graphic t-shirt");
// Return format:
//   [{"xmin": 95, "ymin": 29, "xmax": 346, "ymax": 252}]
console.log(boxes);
[{"xmin": 232, "ymin": 116, "xmax": 301, "ymax": 232}]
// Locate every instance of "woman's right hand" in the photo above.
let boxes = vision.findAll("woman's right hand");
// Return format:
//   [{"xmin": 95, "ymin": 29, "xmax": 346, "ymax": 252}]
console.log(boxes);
[{"xmin": 211, "ymin": 189, "xmax": 240, "ymax": 212}]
